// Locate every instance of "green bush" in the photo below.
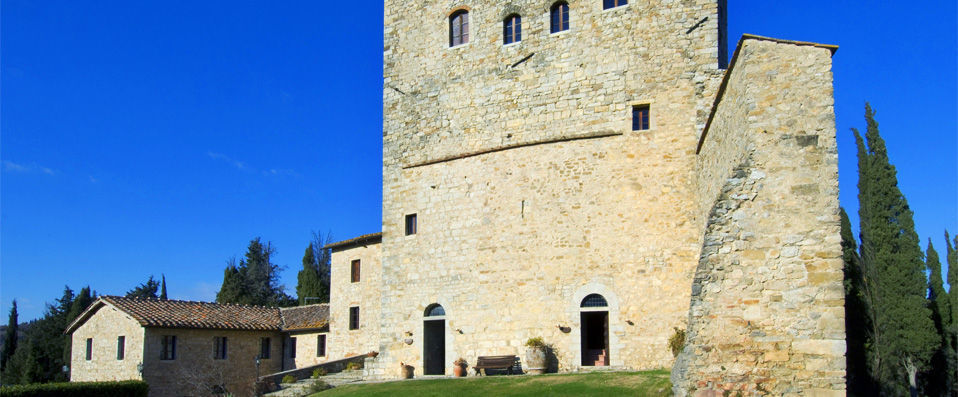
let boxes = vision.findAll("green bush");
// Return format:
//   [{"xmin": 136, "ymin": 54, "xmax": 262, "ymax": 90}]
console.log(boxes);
[
  {"xmin": 0, "ymin": 380, "xmax": 148, "ymax": 397},
  {"xmin": 345, "ymin": 361, "xmax": 362, "ymax": 370},
  {"xmin": 668, "ymin": 327, "xmax": 686, "ymax": 357},
  {"xmin": 281, "ymin": 374, "xmax": 297, "ymax": 384},
  {"xmin": 525, "ymin": 337, "xmax": 546, "ymax": 349},
  {"xmin": 309, "ymin": 380, "xmax": 331, "ymax": 393},
  {"xmin": 312, "ymin": 367, "xmax": 328, "ymax": 378}
]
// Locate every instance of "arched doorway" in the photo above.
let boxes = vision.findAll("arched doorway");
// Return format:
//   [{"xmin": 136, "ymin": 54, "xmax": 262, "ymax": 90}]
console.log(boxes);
[
  {"xmin": 580, "ymin": 294, "xmax": 609, "ymax": 366},
  {"xmin": 423, "ymin": 304, "xmax": 446, "ymax": 375}
]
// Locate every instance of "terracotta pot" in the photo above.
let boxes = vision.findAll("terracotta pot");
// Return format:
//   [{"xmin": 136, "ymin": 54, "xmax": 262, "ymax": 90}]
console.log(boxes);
[
  {"xmin": 401, "ymin": 363, "xmax": 414, "ymax": 379},
  {"xmin": 453, "ymin": 364, "xmax": 466, "ymax": 377}
]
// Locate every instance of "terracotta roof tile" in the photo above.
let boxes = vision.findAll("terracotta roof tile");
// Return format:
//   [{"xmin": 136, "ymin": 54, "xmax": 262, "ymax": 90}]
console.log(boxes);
[
  {"xmin": 280, "ymin": 304, "xmax": 329, "ymax": 331},
  {"xmin": 100, "ymin": 296, "xmax": 283, "ymax": 331}
]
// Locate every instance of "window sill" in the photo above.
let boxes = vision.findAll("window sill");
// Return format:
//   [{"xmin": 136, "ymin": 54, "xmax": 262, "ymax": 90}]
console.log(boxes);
[{"xmin": 601, "ymin": 4, "xmax": 631, "ymax": 13}]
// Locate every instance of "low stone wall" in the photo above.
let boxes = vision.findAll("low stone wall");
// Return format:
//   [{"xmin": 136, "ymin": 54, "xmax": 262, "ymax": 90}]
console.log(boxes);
[
  {"xmin": 257, "ymin": 353, "xmax": 373, "ymax": 393},
  {"xmin": 673, "ymin": 37, "xmax": 845, "ymax": 396}
]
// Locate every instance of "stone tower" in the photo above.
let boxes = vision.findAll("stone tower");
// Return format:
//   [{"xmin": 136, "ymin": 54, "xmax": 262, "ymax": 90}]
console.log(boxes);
[{"xmin": 379, "ymin": 0, "xmax": 728, "ymax": 374}]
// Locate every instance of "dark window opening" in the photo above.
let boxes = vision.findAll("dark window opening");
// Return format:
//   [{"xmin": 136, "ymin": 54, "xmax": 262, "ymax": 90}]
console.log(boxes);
[
  {"xmin": 117, "ymin": 336, "xmax": 125, "ymax": 360},
  {"xmin": 289, "ymin": 337, "xmax": 297, "ymax": 358},
  {"xmin": 161, "ymin": 335, "xmax": 176, "ymax": 360},
  {"xmin": 450, "ymin": 10, "xmax": 469, "ymax": 47},
  {"xmin": 504, "ymin": 15, "xmax": 522, "ymax": 44},
  {"xmin": 581, "ymin": 293, "xmax": 609, "ymax": 308},
  {"xmin": 317, "ymin": 334, "xmax": 327, "ymax": 357},
  {"xmin": 405, "ymin": 214, "xmax": 417, "ymax": 235},
  {"xmin": 603, "ymin": 0, "xmax": 627, "ymax": 9},
  {"xmin": 214, "ymin": 336, "xmax": 228, "ymax": 360},
  {"xmin": 351, "ymin": 259, "xmax": 361, "ymax": 283},
  {"xmin": 550, "ymin": 2, "xmax": 570, "ymax": 33},
  {"xmin": 632, "ymin": 105, "xmax": 650, "ymax": 131},
  {"xmin": 260, "ymin": 337, "xmax": 271, "ymax": 359},
  {"xmin": 85, "ymin": 338, "xmax": 93, "ymax": 360},
  {"xmin": 425, "ymin": 304, "xmax": 445, "ymax": 317},
  {"xmin": 349, "ymin": 306, "xmax": 360, "ymax": 330}
]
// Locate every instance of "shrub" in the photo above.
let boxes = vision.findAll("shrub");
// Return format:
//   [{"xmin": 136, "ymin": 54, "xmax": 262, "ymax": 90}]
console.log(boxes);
[
  {"xmin": 312, "ymin": 367, "xmax": 328, "ymax": 378},
  {"xmin": 308, "ymin": 380, "xmax": 331, "ymax": 393},
  {"xmin": 525, "ymin": 337, "xmax": 546, "ymax": 349},
  {"xmin": 668, "ymin": 327, "xmax": 686, "ymax": 357},
  {"xmin": 453, "ymin": 357, "xmax": 468, "ymax": 366},
  {"xmin": 345, "ymin": 361, "xmax": 362, "ymax": 370},
  {"xmin": 0, "ymin": 380, "xmax": 148, "ymax": 397},
  {"xmin": 281, "ymin": 374, "xmax": 297, "ymax": 384}
]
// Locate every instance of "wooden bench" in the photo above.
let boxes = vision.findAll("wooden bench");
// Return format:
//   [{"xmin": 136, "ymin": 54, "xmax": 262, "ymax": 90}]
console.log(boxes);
[{"xmin": 473, "ymin": 355, "xmax": 518, "ymax": 376}]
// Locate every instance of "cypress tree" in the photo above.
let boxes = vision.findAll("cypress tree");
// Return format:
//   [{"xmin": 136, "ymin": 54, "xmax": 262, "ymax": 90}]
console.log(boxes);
[
  {"xmin": 160, "ymin": 274, "xmax": 168, "ymax": 300},
  {"xmin": 312, "ymin": 231, "xmax": 332, "ymax": 303},
  {"xmin": 216, "ymin": 259, "xmax": 247, "ymax": 304},
  {"xmin": 923, "ymin": 240, "xmax": 951, "ymax": 395},
  {"xmin": 841, "ymin": 208, "xmax": 875, "ymax": 395},
  {"xmin": 947, "ymin": 231, "xmax": 958, "ymax": 396},
  {"xmin": 1, "ymin": 300, "xmax": 18, "ymax": 372},
  {"xmin": 296, "ymin": 244, "xmax": 323, "ymax": 305},
  {"xmin": 854, "ymin": 103, "xmax": 937, "ymax": 394}
]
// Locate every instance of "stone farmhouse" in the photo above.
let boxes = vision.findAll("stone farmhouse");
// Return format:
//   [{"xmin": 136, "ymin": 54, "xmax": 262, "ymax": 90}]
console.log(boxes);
[
  {"xmin": 70, "ymin": 0, "xmax": 848, "ymax": 396},
  {"xmin": 66, "ymin": 296, "xmax": 331, "ymax": 396}
]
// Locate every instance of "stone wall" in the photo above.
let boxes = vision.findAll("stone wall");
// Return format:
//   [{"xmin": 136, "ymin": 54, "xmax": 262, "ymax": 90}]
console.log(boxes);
[
  {"xmin": 286, "ymin": 330, "xmax": 329, "ymax": 368},
  {"xmin": 672, "ymin": 37, "xmax": 844, "ymax": 396},
  {"xmin": 329, "ymin": 241, "xmax": 382, "ymax": 362},
  {"xmin": 70, "ymin": 304, "xmax": 144, "ymax": 382},
  {"xmin": 141, "ymin": 328, "xmax": 283, "ymax": 397},
  {"xmin": 379, "ymin": 0, "xmax": 726, "ymax": 377}
]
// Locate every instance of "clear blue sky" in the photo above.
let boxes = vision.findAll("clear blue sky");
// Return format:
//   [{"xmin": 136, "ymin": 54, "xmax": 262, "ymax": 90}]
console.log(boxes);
[{"xmin": 2, "ymin": 1, "xmax": 955, "ymax": 322}]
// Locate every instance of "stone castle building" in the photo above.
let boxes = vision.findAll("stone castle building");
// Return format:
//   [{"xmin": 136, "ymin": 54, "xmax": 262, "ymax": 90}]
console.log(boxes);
[
  {"xmin": 327, "ymin": 0, "xmax": 846, "ymax": 395},
  {"xmin": 68, "ymin": 1, "xmax": 846, "ymax": 396}
]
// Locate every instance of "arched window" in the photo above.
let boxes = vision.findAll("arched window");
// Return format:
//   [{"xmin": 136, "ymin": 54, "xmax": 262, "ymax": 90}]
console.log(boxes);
[
  {"xmin": 425, "ymin": 303, "xmax": 445, "ymax": 317},
  {"xmin": 580, "ymin": 294, "xmax": 608, "ymax": 308},
  {"xmin": 503, "ymin": 14, "xmax": 521, "ymax": 44},
  {"xmin": 450, "ymin": 10, "xmax": 469, "ymax": 47},
  {"xmin": 550, "ymin": 2, "xmax": 569, "ymax": 33}
]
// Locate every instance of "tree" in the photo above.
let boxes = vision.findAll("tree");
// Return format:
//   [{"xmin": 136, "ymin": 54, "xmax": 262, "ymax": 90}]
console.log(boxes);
[
  {"xmin": 216, "ymin": 238, "xmax": 294, "ymax": 307},
  {"xmin": 922, "ymin": 240, "xmax": 952, "ymax": 395},
  {"xmin": 853, "ymin": 103, "xmax": 938, "ymax": 394},
  {"xmin": 841, "ymin": 208, "xmax": 875, "ymax": 395},
  {"xmin": 1, "ymin": 300, "xmax": 19, "ymax": 372},
  {"xmin": 160, "ymin": 274, "xmax": 168, "ymax": 300},
  {"xmin": 296, "ymin": 231, "xmax": 332, "ymax": 305},
  {"xmin": 947, "ymin": 230, "xmax": 958, "ymax": 396},
  {"xmin": 126, "ymin": 276, "xmax": 160, "ymax": 299}
]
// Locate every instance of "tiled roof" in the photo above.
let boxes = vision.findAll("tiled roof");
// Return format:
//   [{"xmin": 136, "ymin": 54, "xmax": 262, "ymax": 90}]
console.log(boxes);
[
  {"xmin": 101, "ymin": 296, "xmax": 283, "ymax": 330},
  {"xmin": 324, "ymin": 232, "xmax": 382, "ymax": 250},
  {"xmin": 280, "ymin": 304, "xmax": 329, "ymax": 331}
]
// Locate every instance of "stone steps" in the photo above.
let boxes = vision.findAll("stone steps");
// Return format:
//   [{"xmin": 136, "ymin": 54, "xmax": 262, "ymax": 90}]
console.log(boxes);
[{"xmin": 264, "ymin": 370, "xmax": 365, "ymax": 397}]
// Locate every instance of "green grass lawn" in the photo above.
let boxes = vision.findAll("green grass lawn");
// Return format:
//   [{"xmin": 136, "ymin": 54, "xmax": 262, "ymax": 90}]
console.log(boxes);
[{"xmin": 311, "ymin": 370, "xmax": 672, "ymax": 397}]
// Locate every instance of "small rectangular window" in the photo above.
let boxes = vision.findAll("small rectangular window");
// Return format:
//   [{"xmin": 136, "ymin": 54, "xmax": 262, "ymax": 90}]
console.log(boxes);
[
  {"xmin": 603, "ymin": 0, "xmax": 627, "ymax": 9},
  {"xmin": 214, "ymin": 336, "xmax": 228, "ymax": 360},
  {"xmin": 161, "ymin": 335, "xmax": 176, "ymax": 360},
  {"xmin": 85, "ymin": 338, "xmax": 93, "ymax": 360},
  {"xmin": 117, "ymin": 336, "xmax": 125, "ymax": 360},
  {"xmin": 351, "ymin": 259, "xmax": 361, "ymax": 283},
  {"xmin": 289, "ymin": 337, "xmax": 297, "ymax": 358},
  {"xmin": 260, "ymin": 337, "xmax": 271, "ymax": 359},
  {"xmin": 405, "ymin": 214, "xmax": 417, "ymax": 235},
  {"xmin": 632, "ymin": 105, "xmax": 650, "ymax": 131},
  {"xmin": 317, "ymin": 334, "xmax": 327, "ymax": 357},
  {"xmin": 349, "ymin": 307, "xmax": 360, "ymax": 330}
]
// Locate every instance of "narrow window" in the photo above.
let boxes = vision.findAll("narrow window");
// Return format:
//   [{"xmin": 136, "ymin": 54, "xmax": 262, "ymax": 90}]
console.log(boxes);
[
  {"xmin": 85, "ymin": 338, "xmax": 93, "ymax": 360},
  {"xmin": 214, "ymin": 336, "xmax": 228, "ymax": 360},
  {"xmin": 317, "ymin": 334, "xmax": 327, "ymax": 357},
  {"xmin": 405, "ymin": 214, "xmax": 417, "ymax": 235},
  {"xmin": 117, "ymin": 336, "xmax": 125, "ymax": 360},
  {"xmin": 550, "ymin": 2, "xmax": 570, "ymax": 33},
  {"xmin": 503, "ymin": 15, "xmax": 522, "ymax": 44},
  {"xmin": 603, "ymin": 0, "xmax": 627, "ymax": 9},
  {"xmin": 260, "ymin": 337, "xmax": 271, "ymax": 359},
  {"xmin": 161, "ymin": 335, "xmax": 176, "ymax": 360},
  {"xmin": 349, "ymin": 306, "xmax": 360, "ymax": 330},
  {"xmin": 632, "ymin": 105, "xmax": 650, "ymax": 131},
  {"xmin": 289, "ymin": 337, "xmax": 297, "ymax": 359},
  {"xmin": 449, "ymin": 10, "xmax": 469, "ymax": 47},
  {"xmin": 351, "ymin": 259, "xmax": 361, "ymax": 283}
]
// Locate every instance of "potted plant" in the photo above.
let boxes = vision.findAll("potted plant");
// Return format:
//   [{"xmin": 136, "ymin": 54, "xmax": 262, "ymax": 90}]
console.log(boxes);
[
  {"xmin": 453, "ymin": 357, "xmax": 468, "ymax": 377},
  {"xmin": 525, "ymin": 337, "xmax": 547, "ymax": 375}
]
